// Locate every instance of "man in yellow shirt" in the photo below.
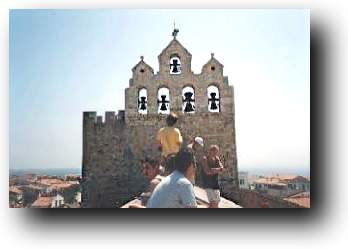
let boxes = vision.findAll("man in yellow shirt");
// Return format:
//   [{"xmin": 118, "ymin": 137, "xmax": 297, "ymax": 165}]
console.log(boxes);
[{"xmin": 156, "ymin": 112, "xmax": 183, "ymax": 172}]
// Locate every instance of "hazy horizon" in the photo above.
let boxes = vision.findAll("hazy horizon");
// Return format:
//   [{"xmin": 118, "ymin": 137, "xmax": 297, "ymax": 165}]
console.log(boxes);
[
  {"xmin": 10, "ymin": 165, "xmax": 310, "ymax": 176},
  {"xmin": 9, "ymin": 165, "xmax": 310, "ymax": 177},
  {"xmin": 10, "ymin": 9, "xmax": 310, "ymax": 172}
]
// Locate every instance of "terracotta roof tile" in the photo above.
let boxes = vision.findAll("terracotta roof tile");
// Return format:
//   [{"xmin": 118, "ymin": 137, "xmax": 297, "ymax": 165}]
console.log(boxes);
[
  {"xmin": 255, "ymin": 175, "xmax": 309, "ymax": 185},
  {"xmin": 31, "ymin": 196, "xmax": 54, "ymax": 208},
  {"xmin": 39, "ymin": 179, "xmax": 65, "ymax": 185},
  {"xmin": 9, "ymin": 186, "xmax": 23, "ymax": 195},
  {"xmin": 283, "ymin": 192, "xmax": 310, "ymax": 208},
  {"xmin": 50, "ymin": 183, "xmax": 73, "ymax": 190},
  {"xmin": 254, "ymin": 178, "xmax": 287, "ymax": 186}
]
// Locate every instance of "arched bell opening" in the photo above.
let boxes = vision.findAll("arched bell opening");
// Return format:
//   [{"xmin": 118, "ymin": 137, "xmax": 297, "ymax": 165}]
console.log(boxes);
[
  {"xmin": 138, "ymin": 88, "xmax": 148, "ymax": 114},
  {"xmin": 169, "ymin": 55, "xmax": 182, "ymax": 75},
  {"xmin": 182, "ymin": 86, "xmax": 195, "ymax": 113},
  {"xmin": 207, "ymin": 85, "xmax": 220, "ymax": 113},
  {"xmin": 157, "ymin": 87, "xmax": 170, "ymax": 114}
]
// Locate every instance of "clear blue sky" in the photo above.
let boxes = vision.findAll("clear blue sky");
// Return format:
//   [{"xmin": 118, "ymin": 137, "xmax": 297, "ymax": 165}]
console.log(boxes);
[{"xmin": 10, "ymin": 9, "xmax": 310, "ymax": 173}]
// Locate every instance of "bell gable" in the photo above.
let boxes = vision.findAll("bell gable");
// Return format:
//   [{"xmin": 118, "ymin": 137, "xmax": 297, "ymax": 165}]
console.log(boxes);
[{"xmin": 158, "ymin": 38, "xmax": 192, "ymax": 76}]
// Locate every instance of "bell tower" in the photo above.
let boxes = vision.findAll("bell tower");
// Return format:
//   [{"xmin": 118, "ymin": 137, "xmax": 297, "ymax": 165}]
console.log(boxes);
[
  {"xmin": 83, "ymin": 28, "xmax": 239, "ymax": 207},
  {"xmin": 158, "ymin": 27, "xmax": 192, "ymax": 77}
]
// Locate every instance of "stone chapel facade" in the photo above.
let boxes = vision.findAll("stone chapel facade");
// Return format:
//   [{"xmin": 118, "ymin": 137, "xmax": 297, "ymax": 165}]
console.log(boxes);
[{"xmin": 82, "ymin": 33, "xmax": 239, "ymax": 208}]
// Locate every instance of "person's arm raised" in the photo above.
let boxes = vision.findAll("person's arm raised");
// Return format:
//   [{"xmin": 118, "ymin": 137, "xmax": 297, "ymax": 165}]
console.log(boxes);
[
  {"xmin": 176, "ymin": 129, "xmax": 183, "ymax": 147},
  {"xmin": 216, "ymin": 156, "xmax": 225, "ymax": 173},
  {"xmin": 203, "ymin": 157, "xmax": 220, "ymax": 175}
]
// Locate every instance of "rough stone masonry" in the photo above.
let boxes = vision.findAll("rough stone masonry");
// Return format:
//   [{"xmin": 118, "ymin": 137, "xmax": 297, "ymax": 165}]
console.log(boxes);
[{"xmin": 82, "ymin": 34, "xmax": 239, "ymax": 208}]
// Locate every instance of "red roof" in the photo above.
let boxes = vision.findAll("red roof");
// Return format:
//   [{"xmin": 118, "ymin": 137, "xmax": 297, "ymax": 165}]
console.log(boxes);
[
  {"xmin": 50, "ymin": 183, "xmax": 74, "ymax": 190},
  {"xmin": 283, "ymin": 192, "xmax": 310, "ymax": 208},
  {"xmin": 254, "ymin": 178, "xmax": 287, "ymax": 186},
  {"xmin": 255, "ymin": 175, "xmax": 309, "ymax": 185},
  {"xmin": 31, "ymin": 196, "xmax": 54, "ymax": 208},
  {"xmin": 277, "ymin": 175, "xmax": 308, "ymax": 182},
  {"xmin": 9, "ymin": 186, "xmax": 23, "ymax": 195},
  {"xmin": 39, "ymin": 178, "xmax": 65, "ymax": 186}
]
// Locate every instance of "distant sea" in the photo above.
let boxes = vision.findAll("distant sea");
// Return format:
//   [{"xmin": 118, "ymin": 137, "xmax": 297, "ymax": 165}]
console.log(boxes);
[
  {"xmin": 9, "ymin": 168, "xmax": 81, "ymax": 177},
  {"xmin": 238, "ymin": 166, "xmax": 310, "ymax": 177},
  {"xmin": 9, "ymin": 166, "xmax": 309, "ymax": 177}
]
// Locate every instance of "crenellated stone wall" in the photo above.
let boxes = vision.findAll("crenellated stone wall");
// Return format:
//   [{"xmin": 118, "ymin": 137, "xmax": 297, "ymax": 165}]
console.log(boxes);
[
  {"xmin": 82, "ymin": 37, "xmax": 239, "ymax": 208},
  {"xmin": 82, "ymin": 111, "xmax": 151, "ymax": 207}
]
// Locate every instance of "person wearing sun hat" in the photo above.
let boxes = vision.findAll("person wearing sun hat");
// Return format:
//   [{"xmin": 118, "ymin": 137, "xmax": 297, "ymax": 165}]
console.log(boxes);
[{"xmin": 156, "ymin": 112, "xmax": 183, "ymax": 174}]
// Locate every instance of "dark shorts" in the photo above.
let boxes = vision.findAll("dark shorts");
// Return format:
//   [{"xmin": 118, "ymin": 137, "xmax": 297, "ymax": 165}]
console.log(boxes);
[{"xmin": 162, "ymin": 154, "xmax": 177, "ymax": 175}]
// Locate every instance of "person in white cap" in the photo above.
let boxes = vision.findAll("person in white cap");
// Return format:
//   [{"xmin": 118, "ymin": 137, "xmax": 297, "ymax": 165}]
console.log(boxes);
[{"xmin": 187, "ymin": 136, "xmax": 205, "ymax": 186}]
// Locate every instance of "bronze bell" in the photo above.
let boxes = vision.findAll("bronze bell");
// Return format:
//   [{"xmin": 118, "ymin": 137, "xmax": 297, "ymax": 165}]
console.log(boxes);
[
  {"xmin": 139, "ymin": 96, "xmax": 147, "ymax": 110},
  {"xmin": 159, "ymin": 95, "xmax": 168, "ymax": 111},
  {"xmin": 171, "ymin": 59, "xmax": 180, "ymax": 73},
  {"xmin": 183, "ymin": 92, "xmax": 194, "ymax": 112},
  {"xmin": 210, "ymin": 92, "xmax": 218, "ymax": 110}
]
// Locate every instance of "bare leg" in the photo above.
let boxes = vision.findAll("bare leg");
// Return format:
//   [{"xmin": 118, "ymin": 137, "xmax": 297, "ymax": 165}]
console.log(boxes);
[{"xmin": 209, "ymin": 202, "xmax": 219, "ymax": 208}]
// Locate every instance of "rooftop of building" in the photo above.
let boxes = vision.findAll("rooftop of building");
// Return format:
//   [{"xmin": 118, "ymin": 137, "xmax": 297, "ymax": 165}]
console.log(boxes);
[
  {"xmin": 31, "ymin": 196, "xmax": 54, "ymax": 208},
  {"xmin": 9, "ymin": 186, "xmax": 23, "ymax": 195},
  {"xmin": 39, "ymin": 178, "xmax": 65, "ymax": 186},
  {"xmin": 274, "ymin": 175, "xmax": 308, "ymax": 181},
  {"xmin": 283, "ymin": 192, "xmax": 310, "ymax": 208},
  {"xmin": 23, "ymin": 184, "xmax": 44, "ymax": 190},
  {"xmin": 49, "ymin": 183, "xmax": 76, "ymax": 190},
  {"xmin": 254, "ymin": 178, "xmax": 287, "ymax": 186},
  {"xmin": 254, "ymin": 175, "xmax": 309, "ymax": 185},
  {"xmin": 121, "ymin": 185, "xmax": 241, "ymax": 208}
]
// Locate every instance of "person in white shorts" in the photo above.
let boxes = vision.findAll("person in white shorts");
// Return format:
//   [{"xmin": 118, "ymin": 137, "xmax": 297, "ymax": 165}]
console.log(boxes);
[
  {"xmin": 202, "ymin": 145, "xmax": 224, "ymax": 208},
  {"xmin": 187, "ymin": 136, "xmax": 205, "ymax": 187}
]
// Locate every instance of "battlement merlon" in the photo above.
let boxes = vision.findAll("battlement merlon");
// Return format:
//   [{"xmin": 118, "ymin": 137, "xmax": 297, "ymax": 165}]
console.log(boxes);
[{"xmin": 83, "ymin": 111, "xmax": 125, "ymax": 127}]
